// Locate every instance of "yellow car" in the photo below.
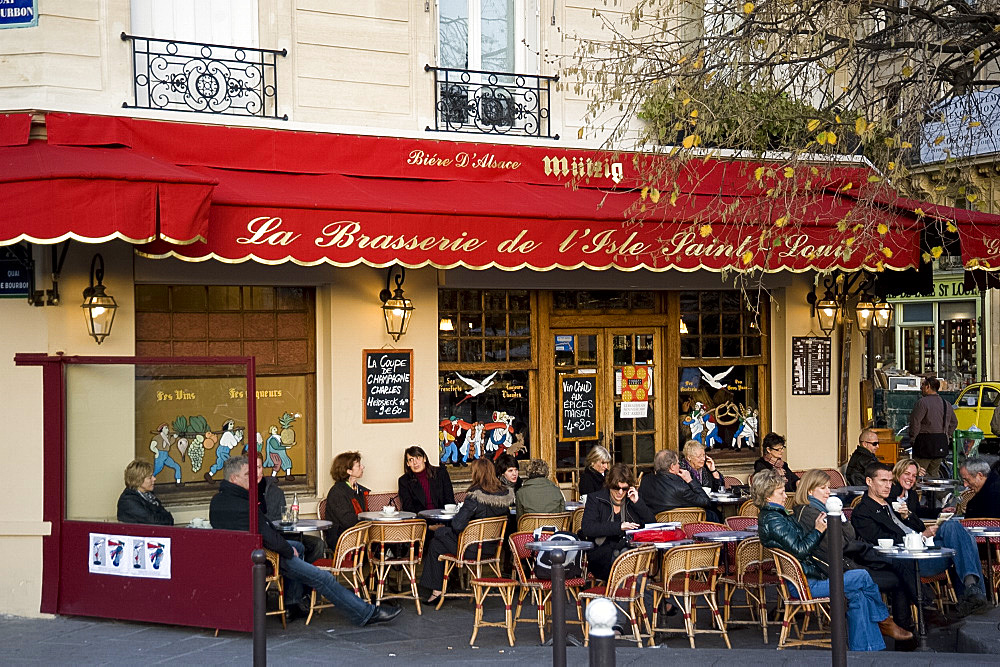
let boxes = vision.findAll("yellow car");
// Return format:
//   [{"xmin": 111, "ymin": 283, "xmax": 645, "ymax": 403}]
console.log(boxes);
[{"xmin": 953, "ymin": 381, "xmax": 1000, "ymax": 436}]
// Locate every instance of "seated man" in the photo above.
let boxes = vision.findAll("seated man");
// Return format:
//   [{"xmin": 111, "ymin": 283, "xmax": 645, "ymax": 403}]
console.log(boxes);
[
  {"xmin": 852, "ymin": 461, "xmax": 988, "ymax": 617},
  {"xmin": 959, "ymin": 456, "xmax": 1000, "ymax": 519},
  {"xmin": 210, "ymin": 455, "xmax": 400, "ymax": 626},
  {"xmin": 845, "ymin": 429, "xmax": 881, "ymax": 487},
  {"xmin": 639, "ymin": 449, "xmax": 720, "ymax": 523}
]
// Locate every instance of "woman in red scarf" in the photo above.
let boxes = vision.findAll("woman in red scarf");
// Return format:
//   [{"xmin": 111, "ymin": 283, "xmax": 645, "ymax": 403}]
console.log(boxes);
[{"xmin": 397, "ymin": 445, "xmax": 455, "ymax": 515}]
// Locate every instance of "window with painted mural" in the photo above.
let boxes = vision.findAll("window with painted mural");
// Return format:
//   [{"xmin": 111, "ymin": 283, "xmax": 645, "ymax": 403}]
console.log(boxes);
[
  {"xmin": 679, "ymin": 290, "xmax": 767, "ymax": 458},
  {"xmin": 438, "ymin": 370, "xmax": 530, "ymax": 467},
  {"xmin": 134, "ymin": 284, "xmax": 316, "ymax": 498}
]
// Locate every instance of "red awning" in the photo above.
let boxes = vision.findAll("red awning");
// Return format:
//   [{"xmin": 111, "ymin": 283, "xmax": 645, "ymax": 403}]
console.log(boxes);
[
  {"xmin": 134, "ymin": 164, "xmax": 925, "ymax": 272},
  {"xmin": 0, "ymin": 140, "xmax": 216, "ymax": 247}
]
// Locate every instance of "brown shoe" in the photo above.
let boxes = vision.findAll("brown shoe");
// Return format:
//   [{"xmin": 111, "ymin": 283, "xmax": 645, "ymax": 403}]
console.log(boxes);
[
  {"xmin": 878, "ymin": 617, "xmax": 914, "ymax": 641},
  {"xmin": 204, "ymin": 472, "xmax": 215, "ymax": 484}
]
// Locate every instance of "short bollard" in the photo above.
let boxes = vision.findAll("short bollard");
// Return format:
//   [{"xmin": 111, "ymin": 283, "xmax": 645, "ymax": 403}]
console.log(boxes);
[
  {"xmin": 825, "ymin": 496, "xmax": 846, "ymax": 667},
  {"xmin": 587, "ymin": 598, "xmax": 616, "ymax": 667},
  {"xmin": 252, "ymin": 549, "xmax": 267, "ymax": 667},
  {"xmin": 550, "ymin": 548, "xmax": 567, "ymax": 667}
]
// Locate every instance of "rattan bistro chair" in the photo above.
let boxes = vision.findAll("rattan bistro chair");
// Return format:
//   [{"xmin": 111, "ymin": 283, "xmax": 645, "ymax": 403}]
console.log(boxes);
[
  {"xmin": 368, "ymin": 518, "xmax": 427, "ymax": 614},
  {"xmin": 263, "ymin": 549, "xmax": 287, "ymax": 628},
  {"xmin": 308, "ymin": 521, "xmax": 371, "ymax": 625},
  {"xmin": 656, "ymin": 508, "xmax": 706, "ymax": 524},
  {"xmin": 571, "ymin": 507, "xmax": 585, "ymax": 534},
  {"xmin": 725, "ymin": 516, "xmax": 758, "ymax": 532},
  {"xmin": 579, "ymin": 544, "xmax": 657, "ymax": 648},
  {"xmin": 508, "ymin": 531, "xmax": 587, "ymax": 643},
  {"xmin": 738, "ymin": 499, "xmax": 760, "ymax": 517},
  {"xmin": 769, "ymin": 548, "xmax": 831, "ymax": 649},
  {"xmin": 437, "ymin": 516, "xmax": 508, "ymax": 609},
  {"xmin": 517, "ymin": 512, "xmax": 572, "ymax": 533},
  {"xmin": 719, "ymin": 536, "xmax": 777, "ymax": 643},
  {"xmin": 650, "ymin": 541, "xmax": 731, "ymax": 649},
  {"xmin": 961, "ymin": 518, "xmax": 1000, "ymax": 601}
]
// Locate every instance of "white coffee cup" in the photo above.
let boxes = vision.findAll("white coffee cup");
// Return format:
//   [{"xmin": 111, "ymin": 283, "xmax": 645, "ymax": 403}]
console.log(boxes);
[
  {"xmin": 382, "ymin": 505, "xmax": 397, "ymax": 514},
  {"xmin": 904, "ymin": 533, "xmax": 925, "ymax": 551},
  {"xmin": 443, "ymin": 503, "xmax": 458, "ymax": 513},
  {"xmin": 891, "ymin": 501, "xmax": 904, "ymax": 513},
  {"xmin": 877, "ymin": 538, "xmax": 893, "ymax": 549}
]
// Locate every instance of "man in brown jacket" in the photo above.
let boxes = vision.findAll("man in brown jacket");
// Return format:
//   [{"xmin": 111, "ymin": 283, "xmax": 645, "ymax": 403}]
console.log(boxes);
[{"xmin": 909, "ymin": 376, "xmax": 957, "ymax": 478}]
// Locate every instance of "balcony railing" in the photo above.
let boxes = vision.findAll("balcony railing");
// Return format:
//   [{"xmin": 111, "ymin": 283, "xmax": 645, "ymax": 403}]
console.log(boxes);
[
  {"xmin": 121, "ymin": 33, "xmax": 287, "ymax": 119},
  {"xmin": 425, "ymin": 65, "xmax": 558, "ymax": 139}
]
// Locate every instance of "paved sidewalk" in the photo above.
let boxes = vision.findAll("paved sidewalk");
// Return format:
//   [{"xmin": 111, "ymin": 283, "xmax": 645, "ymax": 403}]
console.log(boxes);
[{"xmin": 4, "ymin": 593, "xmax": 998, "ymax": 666}]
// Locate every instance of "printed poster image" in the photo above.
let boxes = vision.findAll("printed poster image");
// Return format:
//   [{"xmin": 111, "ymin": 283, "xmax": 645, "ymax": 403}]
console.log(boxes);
[{"xmin": 89, "ymin": 533, "xmax": 171, "ymax": 579}]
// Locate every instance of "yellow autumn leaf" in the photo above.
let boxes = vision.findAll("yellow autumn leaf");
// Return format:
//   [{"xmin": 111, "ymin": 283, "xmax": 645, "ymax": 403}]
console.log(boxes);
[
  {"xmin": 742, "ymin": 251, "xmax": 753, "ymax": 265},
  {"xmin": 888, "ymin": 161, "xmax": 896, "ymax": 170},
  {"xmin": 774, "ymin": 216, "xmax": 787, "ymax": 227},
  {"xmin": 826, "ymin": 131, "xmax": 838, "ymax": 144},
  {"xmin": 933, "ymin": 135, "xmax": 945, "ymax": 145},
  {"xmin": 682, "ymin": 134, "xmax": 701, "ymax": 148},
  {"xmin": 810, "ymin": 167, "xmax": 819, "ymax": 175},
  {"xmin": 970, "ymin": 121, "xmax": 981, "ymax": 127},
  {"xmin": 699, "ymin": 224, "xmax": 713, "ymax": 237},
  {"xmin": 807, "ymin": 119, "xmax": 821, "ymax": 132},
  {"xmin": 841, "ymin": 182, "xmax": 853, "ymax": 191},
  {"xmin": 922, "ymin": 252, "xmax": 932, "ymax": 263},
  {"xmin": 867, "ymin": 175, "xmax": 882, "ymax": 183},
  {"xmin": 682, "ymin": 97, "xmax": 691, "ymax": 106},
  {"xmin": 577, "ymin": 127, "xmax": 584, "ymax": 140},
  {"xmin": 670, "ymin": 191, "xmax": 679, "ymax": 206},
  {"xmin": 946, "ymin": 221, "xmax": 957, "ymax": 232},
  {"xmin": 968, "ymin": 193, "xmax": 978, "ymax": 203},
  {"xmin": 914, "ymin": 207, "xmax": 925, "ymax": 217},
  {"xmin": 881, "ymin": 247, "xmax": 893, "ymax": 258},
  {"xmin": 901, "ymin": 141, "xmax": 913, "ymax": 148},
  {"xmin": 877, "ymin": 223, "xmax": 888, "ymax": 235},
  {"xmin": 902, "ymin": 65, "xmax": 913, "ymax": 77},
  {"xmin": 743, "ymin": 2, "xmax": 754, "ymax": 13},
  {"xmin": 846, "ymin": 237, "xmax": 855, "ymax": 246},
  {"xmin": 649, "ymin": 188, "xmax": 661, "ymax": 203},
  {"xmin": 836, "ymin": 219, "xmax": 848, "ymax": 232},
  {"xmin": 855, "ymin": 117, "xmax": 868, "ymax": 134},
  {"xmin": 930, "ymin": 246, "xmax": 944, "ymax": 259},
  {"xmin": 641, "ymin": 186, "xmax": 649, "ymax": 200},
  {"xmin": 690, "ymin": 109, "xmax": 699, "ymax": 118},
  {"xmin": 876, "ymin": 260, "xmax": 886, "ymax": 271},
  {"xmin": 783, "ymin": 167, "xmax": 794, "ymax": 178},
  {"xmin": 816, "ymin": 131, "xmax": 828, "ymax": 144},
  {"xmin": 754, "ymin": 166, "xmax": 765, "ymax": 181}
]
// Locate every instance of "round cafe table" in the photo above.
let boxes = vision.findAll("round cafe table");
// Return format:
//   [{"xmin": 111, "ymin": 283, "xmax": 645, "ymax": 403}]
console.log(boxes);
[
  {"xmin": 278, "ymin": 519, "xmax": 332, "ymax": 534},
  {"xmin": 526, "ymin": 539, "xmax": 594, "ymax": 657},
  {"xmin": 830, "ymin": 486, "xmax": 868, "ymax": 498},
  {"xmin": 357, "ymin": 510, "xmax": 417, "ymax": 522},
  {"xmin": 965, "ymin": 526, "xmax": 1000, "ymax": 606},
  {"xmin": 877, "ymin": 546, "xmax": 955, "ymax": 652},
  {"xmin": 418, "ymin": 509, "xmax": 457, "ymax": 523}
]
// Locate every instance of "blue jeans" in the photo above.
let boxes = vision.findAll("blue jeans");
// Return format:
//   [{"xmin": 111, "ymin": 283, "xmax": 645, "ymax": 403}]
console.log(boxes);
[
  {"xmin": 281, "ymin": 540, "xmax": 375, "ymax": 626},
  {"xmin": 153, "ymin": 450, "xmax": 181, "ymax": 481},
  {"xmin": 931, "ymin": 519, "xmax": 985, "ymax": 597},
  {"xmin": 808, "ymin": 570, "xmax": 888, "ymax": 652}
]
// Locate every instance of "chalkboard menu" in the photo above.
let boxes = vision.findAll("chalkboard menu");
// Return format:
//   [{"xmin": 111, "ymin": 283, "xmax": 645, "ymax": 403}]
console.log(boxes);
[
  {"xmin": 363, "ymin": 349, "xmax": 412, "ymax": 423},
  {"xmin": 559, "ymin": 373, "xmax": 598, "ymax": 441},
  {"xmin": 791, "ymin": 337, "xmax": 831, "ymax": 396}
]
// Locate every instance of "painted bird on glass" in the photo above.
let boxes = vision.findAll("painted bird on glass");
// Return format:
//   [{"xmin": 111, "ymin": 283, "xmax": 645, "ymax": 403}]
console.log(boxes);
[{"xmin": 454, "ymin": 371, "xmax": 499, "ymax": 405}]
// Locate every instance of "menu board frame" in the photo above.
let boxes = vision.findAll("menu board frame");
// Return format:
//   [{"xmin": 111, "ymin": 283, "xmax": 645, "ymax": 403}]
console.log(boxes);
[
  {"xmin": 558, "ymin": 373, "xmax": 599, "ymax": 442},
  {"xmin": 362, "ymin": 349, "xmax": 413, "ymax": 423},
  {"xmin": 791, "ymin": 336, "xmax": 832, "ymax": 396}
]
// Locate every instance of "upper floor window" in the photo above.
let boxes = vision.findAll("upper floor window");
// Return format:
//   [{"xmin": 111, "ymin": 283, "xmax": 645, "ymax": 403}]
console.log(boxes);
[
  {"xmin": 131, "ymin": 0, "xmax": 259, "ymax": 47},
  {"xmin": 439, "ymin": 0, "xmax": 538, "ymax": 73}
]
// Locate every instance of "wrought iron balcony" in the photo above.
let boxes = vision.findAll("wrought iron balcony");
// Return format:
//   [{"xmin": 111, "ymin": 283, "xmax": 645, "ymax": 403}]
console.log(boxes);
[
  {"xmin": 121, "ymin": 33, "xmax": 287, "ymax": 119},
  {"xmin": 425, "ymin": 65, "xmax": 559, "ymax": 139}
]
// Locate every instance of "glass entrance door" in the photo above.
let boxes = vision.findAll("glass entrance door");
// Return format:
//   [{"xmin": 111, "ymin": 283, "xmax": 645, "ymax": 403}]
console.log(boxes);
[{"xmin": 553, "ymin": 328, "xmax": 660, "ymax": 484}]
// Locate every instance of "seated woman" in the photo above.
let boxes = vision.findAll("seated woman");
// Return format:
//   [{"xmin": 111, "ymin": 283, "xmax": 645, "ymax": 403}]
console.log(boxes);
[
  {"xmin": 578, "ymin": 445, "xmax": 611, "ymax": 498},
  {"xmin": 755, "ymin": 468, "xmax": 911, "ymax": 650},
  {"xmin": 419, "ymin": 458, "xmax": 514, "ymax": 605},
  {"xmin": 117, "ymin": 459, "xmax": 174, "ymax": 525},
  {"xmin": 495, "ymin": 452, "xmax": 522, "ymax": 493},
  {"xmin": 753, "ymin": 432, "xmax": 799, "ymax": 492},
  {"xmin": 580, "ymin": 463, "xmax": 654, "ymax": 581},
  {"xmin": 397, "ymin": 445, "xmax": 455, "ymax": 515},
  {"xmin": 791, "ymin": 469, "xmax": 915, "ymax": 633},
  {"xmin": 516, "ymin": 458, "xmax": 566, "ymax": 516},
  {"xmin": 891, "ymin": 458, "xmax": 946, "ymax": 520},
  {"xmin": 680, "ymin": 439, "xmax": 725, "ymax": 492},
  {"xmin": 323, "ymin": 451, "xmax": 369, "ymax": 551}
]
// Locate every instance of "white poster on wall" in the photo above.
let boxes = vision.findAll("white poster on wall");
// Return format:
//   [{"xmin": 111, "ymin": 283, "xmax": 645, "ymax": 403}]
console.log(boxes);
[
  {"xmin": 619, "ymin": 401, "xmax": 648, "ymax": 418},
  {"xmin": 89, "ymin": 532, "xmax": 172, "ymax": 579}
]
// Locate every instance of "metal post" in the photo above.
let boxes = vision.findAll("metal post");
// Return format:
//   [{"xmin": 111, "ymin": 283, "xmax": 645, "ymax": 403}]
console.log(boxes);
[
  {"xmin": 550, "ymin": 548, "xmax": 567, "ymax": 667},
  {"xmin": 587, "ymin": 597, "xmax": 616, "ymax": 667},
  {"xmin": 252, "ymin": 549, "xmax": 267, "ymax": 667},
  {"xmin": 826, "ymin": 498, "xmax": 847, "ymax": 667}
]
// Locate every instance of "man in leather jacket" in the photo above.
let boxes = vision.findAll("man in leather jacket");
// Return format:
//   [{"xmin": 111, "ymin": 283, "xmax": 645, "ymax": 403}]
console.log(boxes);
[
  {"xmin": 638, "ymin": 449, "xmax": 719, "ymax": 522},
  {"xmin": 845, "ymin": 429, "xmax": 881, "ymax": 487}
]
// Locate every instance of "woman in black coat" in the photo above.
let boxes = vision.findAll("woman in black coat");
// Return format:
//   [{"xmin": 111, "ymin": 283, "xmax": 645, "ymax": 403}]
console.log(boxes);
[
  {"xmin": 419, "ymin": 458, "xmax": 514, "ymax": 604},
  {"xmin": 752, "ymin": 432, "xmax": 799, "ymax": 492},
  {"xmin": 580, "ymin": 463, "xmax": 654, "ymax": 580},
  {"xmin": 323, "ymin": 451, "xmax": 370, "ymax": 550},
  {"xmin": 578, "ymin": 445, "xmax": 611, "ymax": 497},
  {"xmin": 117, "ymin": 459, "xmax": 174, "ymax": 526},
  {"xmin": 397, "ymin": 445, "xmax": 455, "ymax": 513}
]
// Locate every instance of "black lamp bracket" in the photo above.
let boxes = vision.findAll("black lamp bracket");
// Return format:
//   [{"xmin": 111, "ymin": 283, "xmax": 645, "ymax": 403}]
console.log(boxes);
[
  {"xmin": 806, "ymin": 270, "xmax": 876, "ymax": 318},
  {"xmin": 379, "ymin": 265, "xmax": 406, "ymax": 303}
]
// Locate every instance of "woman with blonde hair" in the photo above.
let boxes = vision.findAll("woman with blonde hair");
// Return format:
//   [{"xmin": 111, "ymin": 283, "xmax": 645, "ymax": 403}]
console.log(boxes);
[
  {"xmin": 680, "ymin": 439, "xmax": 725, "ymax": 492},
  {"xmin": 117, "ymin": 459, "xmax": 174, "ymax": 525},
  {"xmin": 756, "ymin": 469, "xmax": 912, "ymax": 648},
  {"xmin": 578, "ymin": 445, "xmax": 611, "ymax": 497}
]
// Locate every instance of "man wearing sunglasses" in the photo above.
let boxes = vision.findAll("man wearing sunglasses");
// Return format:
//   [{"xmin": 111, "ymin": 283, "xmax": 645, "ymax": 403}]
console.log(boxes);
[{"xmin": 846, "ymin": 429, "xmax": 882, "ymax": 486}]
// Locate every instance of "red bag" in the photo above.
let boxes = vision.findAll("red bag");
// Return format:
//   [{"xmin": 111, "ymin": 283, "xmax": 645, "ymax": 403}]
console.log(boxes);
[{"xmin": 631, "ymin": 528, "xmax": 686, "ymax": 542}]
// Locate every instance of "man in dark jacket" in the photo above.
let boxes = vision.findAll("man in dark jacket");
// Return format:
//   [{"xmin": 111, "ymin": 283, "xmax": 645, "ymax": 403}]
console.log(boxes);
[
  {"xmin": 960, "ymin": 456, "xmax": 1000, "ymax": 519},
  {"xmin": 853, "ymin": 461, "xmax": 987, "ymax": 616},
  {"xmin": 638, "ymin": 449, "xmax": 719, "ymax": 522},
  {"xmin": 210, "ymin": 455, "xmax": 400, "ymax": 626},
  {"xmin": 845, "ymin": 429, "xmax": 881, "ymax": 487},
  {"xmin": 909, "ymin": 376, "xmax": 958, "ymax": 478}
]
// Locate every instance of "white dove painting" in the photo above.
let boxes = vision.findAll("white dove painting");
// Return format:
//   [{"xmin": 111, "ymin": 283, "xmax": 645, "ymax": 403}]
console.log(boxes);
[
  {"xmin": 454, "ymin": 371, "xmax": 499, "ymax": 405},
  {"xmin": 699, "ymin": 366, "xmax": 735, "ymax": 390}
]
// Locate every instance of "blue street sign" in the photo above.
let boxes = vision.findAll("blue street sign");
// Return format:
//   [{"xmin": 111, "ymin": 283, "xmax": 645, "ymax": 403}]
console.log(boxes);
[
  {"xmin": 0, "ymin": 1, "xmax": 37, "ymax": 29},
  {"xmin": 0, "ymin": 259, "xmax": 31, "ymax": 298}
]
